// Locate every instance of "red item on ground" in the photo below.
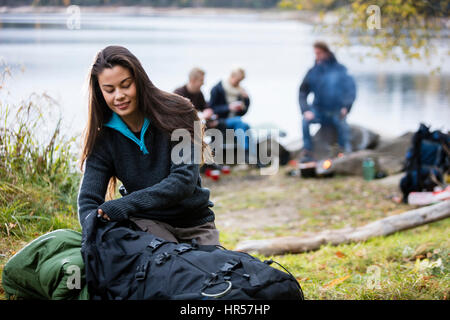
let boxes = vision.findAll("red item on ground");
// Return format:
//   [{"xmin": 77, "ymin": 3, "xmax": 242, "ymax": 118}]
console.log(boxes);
[
  {"xmin": 408, "ymin": 186, "xmax": 450, "ymax": 205},
  {"xmin": 221, "ymin": 166, "xmax": 231, "ymax": 174},
  {"xmin": 210, "ymin": 170, "xmax": 221, "ymax": 181},
  {"xmin": 288, "ymin": 160, "xmax": 298, "ymax": 168},
  {"xmin": 204, "ymin": 168, "xmax": 212, "ymax": 177}
]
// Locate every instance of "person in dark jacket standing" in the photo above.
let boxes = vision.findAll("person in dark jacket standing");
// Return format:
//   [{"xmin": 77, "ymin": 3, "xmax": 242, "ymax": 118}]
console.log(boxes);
[
  {"xmin": 209, "ymin": 67, "xmax": 255, "ymax": 163},
  {"xmin": 77, "ymin": 45, "xmax": 219, "ymax": 245},
  {"xmin": 299, "ymin": 41, "xmax": 356, "ymax": 159}
]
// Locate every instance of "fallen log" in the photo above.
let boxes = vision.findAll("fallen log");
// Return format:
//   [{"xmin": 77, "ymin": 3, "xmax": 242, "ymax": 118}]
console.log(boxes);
[
  {"xmin": 287, "ymin": 124, "xmax": 381, "ymax": 161},
  {"xmin": 234, "ymin": 200, "xmax": 450, "ymax": 256}
]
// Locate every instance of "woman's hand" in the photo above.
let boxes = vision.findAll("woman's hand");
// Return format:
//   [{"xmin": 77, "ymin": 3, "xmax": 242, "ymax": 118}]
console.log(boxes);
[{"xmin": 97, "ymin": 208, "xmax": 111, "ymax": 221}]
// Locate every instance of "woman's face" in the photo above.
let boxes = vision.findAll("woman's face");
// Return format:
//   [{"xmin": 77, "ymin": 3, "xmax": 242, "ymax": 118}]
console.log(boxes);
[{"xmin": 98, "ymin": 65, "xmax": 138, "ymax": 118}]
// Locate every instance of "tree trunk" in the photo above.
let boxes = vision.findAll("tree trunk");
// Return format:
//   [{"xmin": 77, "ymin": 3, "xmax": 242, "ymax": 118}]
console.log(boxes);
[{"xmin": 234, "ymin": 200, "xmax": 450, "ymax": 256}]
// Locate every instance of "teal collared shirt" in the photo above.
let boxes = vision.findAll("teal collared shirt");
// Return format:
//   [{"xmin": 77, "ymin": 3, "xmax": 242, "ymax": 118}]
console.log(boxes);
[{"xmin": 103, "ymin": 112, "xmax": 150, "ymax": 155}]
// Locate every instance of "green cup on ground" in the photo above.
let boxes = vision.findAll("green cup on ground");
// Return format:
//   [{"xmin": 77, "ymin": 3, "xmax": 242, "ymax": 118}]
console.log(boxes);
[{"xmin": 362, "ymin": 158, "xmax": 375, "ymax": 181}]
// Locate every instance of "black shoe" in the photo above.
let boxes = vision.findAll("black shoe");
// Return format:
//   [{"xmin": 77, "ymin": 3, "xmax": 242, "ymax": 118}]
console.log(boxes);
[
  {"xmin": 244, "ymin": 150, "xmax": 269, "ymax": 168},
  {"xmin": 255, "ymin": 159, "xmax": 270, "ymax": 169}
]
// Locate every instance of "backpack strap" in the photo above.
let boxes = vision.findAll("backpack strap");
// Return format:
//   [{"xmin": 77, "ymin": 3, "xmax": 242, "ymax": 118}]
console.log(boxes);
[
  {"xmin": 133, "ymin": 238, "xmax": 169, "ymax": 299},
  {"xmin": 135, "ymin": 256, "xmax": 150, "ymax": 281},
  {"xmin": 219, "ymin": 260, "xmax": 240, "ymax": 274},
  {"xmin": 133, "ymin": 246, "xmax": 155, "ymax": 300},
  {"xmin": 264, "ymin": 259, "xmax": 304, "ymax": 299}
]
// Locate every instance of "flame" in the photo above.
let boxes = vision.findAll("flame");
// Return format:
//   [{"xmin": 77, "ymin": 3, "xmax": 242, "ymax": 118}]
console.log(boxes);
[{"xmin": 322, "ymin": 159, "xmax": 332, "ymax": 170}]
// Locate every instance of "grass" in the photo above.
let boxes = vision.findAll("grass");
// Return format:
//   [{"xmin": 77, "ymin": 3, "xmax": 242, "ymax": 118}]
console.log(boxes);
[
  {"xmin": 258, "ymin": 221, "xmax": 449, "ymax": 300},
  {"xmin": 0, "ymin": 68, "xmax": 83, "ymax": 299},
  {"xmin": 203, "ymin": 168, "xmax": 449, "ymax": 300}
]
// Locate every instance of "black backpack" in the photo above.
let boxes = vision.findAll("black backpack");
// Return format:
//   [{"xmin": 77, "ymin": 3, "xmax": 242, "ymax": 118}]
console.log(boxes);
[
  {"xmin": 400, "ymin": 124, "xmax": 450, "ymax": 203},
  {"xmin": 81, "ymin": 215, "xmax": 304, "ymax": 300}
]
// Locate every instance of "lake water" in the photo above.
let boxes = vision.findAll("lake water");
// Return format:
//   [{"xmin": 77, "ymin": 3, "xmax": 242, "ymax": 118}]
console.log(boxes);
[{"xmin": 0, "ymin": 10, "xmax": 449, "ymax": 146}]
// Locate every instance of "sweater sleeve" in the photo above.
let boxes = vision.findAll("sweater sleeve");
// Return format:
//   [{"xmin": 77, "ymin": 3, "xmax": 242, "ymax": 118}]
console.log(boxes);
[
  {"xmin": 235, "ymin": 95, "xmax": 250, "ymax": 117},
  {"xmin": 299, "ymin": 70, "xmax": 312, "ymax": 114},
  {"xmin": 77, "ymin": 134, "xmax": 114, "ymax": 229},
  {"xmin": 342, "ymin": 73, "xmax": 356, "ymax": 113},
  {"xmin": 98, "ymin": 140, "xmax": 200, "ymax": 221}
]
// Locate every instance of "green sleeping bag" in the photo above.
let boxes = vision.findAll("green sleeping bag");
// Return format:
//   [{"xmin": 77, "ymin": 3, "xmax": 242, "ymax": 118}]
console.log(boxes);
[{"xmin": 2, "ymin": 229, "xmax": 89, "ymax": 300}]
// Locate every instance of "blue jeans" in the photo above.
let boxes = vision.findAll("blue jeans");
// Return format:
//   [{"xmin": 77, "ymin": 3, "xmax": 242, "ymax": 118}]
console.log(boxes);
[
  {"xmin": 302, "ymin": 109, "xmax": 352, "ymax": 153},
  {"xmin": 225, "ymin": 116, "xmax": 251, "ymax": 151}
]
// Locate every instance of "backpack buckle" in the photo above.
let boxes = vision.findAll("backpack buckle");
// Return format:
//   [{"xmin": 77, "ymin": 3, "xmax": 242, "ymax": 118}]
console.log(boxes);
[
  {"xmin": 135, "ymin": 261, "xmax": 149, "ymax": 281},
  {"xmin": 191, "ymin": 238, "xmax": 199, "ymax": 248},
  {"xmin": 135, "ymin": 271, "xmax": 146, "ymax": 281},
  {"xmin": 155, "ymin": 252, "xmax": 171, "ymax": 265},
  {"xmin": 175, "ymin": 244, "xmax": 192, "ymax": 254},
  {"xmin": 148, "ymin": 238, "xmax": 164, "ymax": 251}
]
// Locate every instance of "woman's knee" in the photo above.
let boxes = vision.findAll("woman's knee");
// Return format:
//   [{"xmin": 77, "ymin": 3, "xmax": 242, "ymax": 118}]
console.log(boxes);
[{"xmin": 174, "ymin": 221, "xmax": 221, "ymax": 246}]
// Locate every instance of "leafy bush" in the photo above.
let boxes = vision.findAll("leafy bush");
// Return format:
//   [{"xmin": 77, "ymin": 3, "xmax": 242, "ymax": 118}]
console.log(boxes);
[{"xmin": 0, "ymin": 63, "xmax": 81, "ymax": 238}]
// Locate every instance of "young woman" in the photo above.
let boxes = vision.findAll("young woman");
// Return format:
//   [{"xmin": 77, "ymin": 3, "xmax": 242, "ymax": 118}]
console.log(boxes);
[{"xmin": 77, "ymin": 45, "xmax": 220, "ymax": 245}]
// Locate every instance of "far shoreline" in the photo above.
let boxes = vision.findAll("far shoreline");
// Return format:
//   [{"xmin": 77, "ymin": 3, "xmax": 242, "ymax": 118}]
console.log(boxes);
[{"xmin": 0, "ymin": 5, "xmax": 319, "ymax": 23}]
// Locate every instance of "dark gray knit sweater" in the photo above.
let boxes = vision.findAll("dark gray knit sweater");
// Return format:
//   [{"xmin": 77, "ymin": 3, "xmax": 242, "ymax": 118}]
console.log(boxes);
[{"xmin": 77, "ymin": 120, "xmax": 215, "ymax": 229}]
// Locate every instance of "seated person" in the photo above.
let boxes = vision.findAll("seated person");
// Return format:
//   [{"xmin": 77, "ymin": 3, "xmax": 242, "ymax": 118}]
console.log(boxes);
[
  {"xmin": 209, "ymin": 67, "xmax": 255, "ymax": 163},
  {"xmin": 174, "ymin": 67, "xmax": 220, "ymax": 129},
  {"xmin": 175, "ymin": 67, "xmax": 223, "ymax": 173},
  {"xmin": 299, "ymin": 41, "xmax": 356, "ymax": 160}
]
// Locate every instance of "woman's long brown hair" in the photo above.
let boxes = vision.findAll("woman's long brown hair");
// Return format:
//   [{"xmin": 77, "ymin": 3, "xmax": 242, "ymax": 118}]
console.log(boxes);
[{"xmin": 79, "ymin": 45, "xmax": 211, "ymax": 200}]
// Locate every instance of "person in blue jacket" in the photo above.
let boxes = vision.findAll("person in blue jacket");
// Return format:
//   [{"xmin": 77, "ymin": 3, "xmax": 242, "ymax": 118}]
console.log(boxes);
[
  {"xmin": 299, "ymin": 41, "xmax": 356, "ymax": 159},
  {"xmin": 77, "ymin": 45, "xmax": 220, "ymax": 245},
  {"xmin": 209, "ymin": 67, "xmax": 255, "ymax": 164}
]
